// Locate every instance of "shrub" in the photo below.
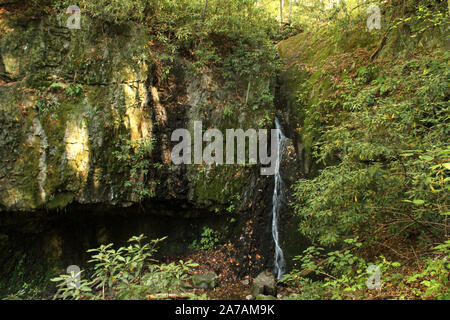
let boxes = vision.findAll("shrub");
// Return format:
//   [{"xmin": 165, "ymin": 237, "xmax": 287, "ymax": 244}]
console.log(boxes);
[
  {"xmin": 281, "ymin": 238, "xmax": 402, "ymax": 300},
  {"xmin": 190, "ymin": 227, "xmax": 221, "ymax": 251},
  {"xmin": 407, "ymin": 240, "xmax": 450, "ymax": 299},
  {"xmin": 51, "ymin": 235, "xmax": 199, "ymax": 300},
  {"xmin": 293, "ymin": 53, "xmax": 449, "ymax": 246}
]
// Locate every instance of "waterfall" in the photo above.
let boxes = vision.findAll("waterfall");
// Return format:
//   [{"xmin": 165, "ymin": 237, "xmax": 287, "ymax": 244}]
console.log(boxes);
[{"xmin": 272, "ymin": 117, "xmax": 287, "ymax": 280}]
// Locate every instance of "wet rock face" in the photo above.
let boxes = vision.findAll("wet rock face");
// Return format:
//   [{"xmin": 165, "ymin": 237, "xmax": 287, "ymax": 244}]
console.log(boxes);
[{"xmin": 0, "ymin": 16, "xmax": 275, "ymax": 215}]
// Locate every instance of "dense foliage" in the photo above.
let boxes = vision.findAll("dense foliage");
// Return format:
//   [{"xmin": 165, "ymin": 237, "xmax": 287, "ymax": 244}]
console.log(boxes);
[
  {"xmin": 282, "ymin": 239, "xmax": 450, "ymax": 299},
  {"xmin": 31, "ymin": 0, "xmax": 283, "ymax": 87},
  {"xmin": 294, "ymin": 53, "xmax": 449, "ymax": 245},
  {"xmin": 283, "ymin": 0, "xmax": 449, "ymax": 300},
  {"xmin": 50, "ymin": 235, "xmax": 199, "ymax": 300}
]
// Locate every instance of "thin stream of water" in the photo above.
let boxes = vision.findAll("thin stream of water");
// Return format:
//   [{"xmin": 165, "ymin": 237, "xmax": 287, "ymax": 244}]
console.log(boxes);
[{"xmin": 272, "ymin": 117, "xmax": 287, "ymax": 280}]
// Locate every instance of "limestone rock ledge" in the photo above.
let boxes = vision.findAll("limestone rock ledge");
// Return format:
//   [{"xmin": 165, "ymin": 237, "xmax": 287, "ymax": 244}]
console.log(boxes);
[{"xmin": 0, "ymin": 16, "xmax": 275, "ymax": 214}]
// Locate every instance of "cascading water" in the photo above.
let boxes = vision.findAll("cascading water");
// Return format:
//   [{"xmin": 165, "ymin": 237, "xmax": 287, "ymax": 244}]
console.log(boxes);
[{"xmin": 272, "ymin": 117, "xmax": 287, "ymax": 280}]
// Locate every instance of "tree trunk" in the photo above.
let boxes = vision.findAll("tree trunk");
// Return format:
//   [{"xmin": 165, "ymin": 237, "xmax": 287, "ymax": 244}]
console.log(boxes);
[
  {"xmin": 202, "ymin": 0, "xmax": 208, "ymax": 21},
  {"xmin": 279, "ymin": 0, "xmax": 284, "ymax": 24},
  {"xmin": 288, "ymin": 0, "xmax": 293, "ymax": 24}
]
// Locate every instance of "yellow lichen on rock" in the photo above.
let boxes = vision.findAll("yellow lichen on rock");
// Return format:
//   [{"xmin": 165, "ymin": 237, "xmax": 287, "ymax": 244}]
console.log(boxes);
[{"xmin": 63, "ymin": 116, "xmax": 90, "ymax": 191}]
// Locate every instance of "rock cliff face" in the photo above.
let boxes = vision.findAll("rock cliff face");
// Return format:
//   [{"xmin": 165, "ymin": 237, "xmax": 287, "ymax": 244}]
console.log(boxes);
[
  {"xmin": 0, "ymin": 15, "xmax": 282, "ymax": 291},
  {"xmin": 0, "ymin": 16, "xmax": 274, "ymax": 214}
]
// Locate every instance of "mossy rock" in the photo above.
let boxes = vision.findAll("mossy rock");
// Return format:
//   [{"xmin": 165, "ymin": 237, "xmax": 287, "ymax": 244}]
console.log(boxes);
[{"xmin": 192, "ymin": 272, "xmax": 218, "ymax": 290}]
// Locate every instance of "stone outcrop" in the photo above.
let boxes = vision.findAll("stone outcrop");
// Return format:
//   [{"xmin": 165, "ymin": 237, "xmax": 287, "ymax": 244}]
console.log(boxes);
[
  {"xmin": 250, "ymin": 270, "xmax": 277, "ymax": 298},
  {"xmin": 0, "ymin": 16, "xmax": 275, "ymax": 215},
  {"xmin": 192, "ymin": 271, "xmax": 218, "ymax": 290}
]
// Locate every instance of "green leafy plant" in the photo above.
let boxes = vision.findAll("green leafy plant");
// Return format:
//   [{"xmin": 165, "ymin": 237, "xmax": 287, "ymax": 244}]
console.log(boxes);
[
  {"xmin": 281, "ymin": 238, "xmax": 401, "ymax": 300},
  {"xmin": 51, "ymin": 235, "xmax": 199, "ymax": 300},
  {"xmin": 190, "ymin": 227, "xmax": 221, "ymax": 251},
  {"xmin": 113, "ymin": 136, "xmax": 159, "ymax": 201},
  {"xmin": 51, "ymin": 270, "xmax": 95, "ymax": 300},
  {"xmin": 2, "ymin": 282, "xmax": 43, "ymax": 300},
  {"xmin": 51, "ymin": 0, "xmax": 149, "ymax": 24},
  {"xmin": 65, "ymin": 83, "xmax": 83, "ymax": 97},
  {"xmin": 407, "ymin": 240, "xmax": 450, "ymax": 299},
  {"xmin": 292, "ymin": 53, "xmax": 449, "ymax": 246},
  {"xmin": 35, "ymin": 90, "xmax": 60, "ymax": 117},
  {"xmin": 223, "ymin": 105, "xmax": 234, "ymax": 118}
]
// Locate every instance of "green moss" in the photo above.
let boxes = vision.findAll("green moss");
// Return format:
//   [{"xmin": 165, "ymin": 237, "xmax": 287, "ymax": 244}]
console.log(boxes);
[
  {"xmin": 193, "ymin": 165, "xmax": 249, "ymax": 206},
  {"xmin": 45, "ymin": 193, "xmax": 75, "ymax": 210},
  {"xmin": 16, "ymin": 137, "xmax": 42, "ymax": 209},
  {"xmin": 40, "ymin": 98, "xmax": 87, "ymax": 198},
  {"xmin": 276, "ymin": 21, "xmax": 381, "ymax": 172}
]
